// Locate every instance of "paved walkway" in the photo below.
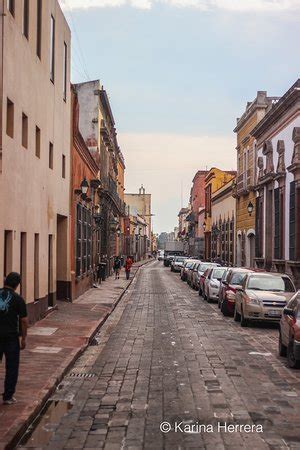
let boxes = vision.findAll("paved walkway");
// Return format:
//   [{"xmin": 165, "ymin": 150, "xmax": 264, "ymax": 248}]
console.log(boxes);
[
  {"xmin": 0, "ymin": 260, "xmax": 149, "ymax": 450},
  {"xmin": 20, "ymin": 260, "xmax": 300, "ymax": 450}
]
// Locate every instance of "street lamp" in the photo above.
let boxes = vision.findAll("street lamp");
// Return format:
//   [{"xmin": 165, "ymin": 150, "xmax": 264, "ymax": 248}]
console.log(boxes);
[
  {"xmin": 247, "ymin": 201, "xmax": 254, "ymax": 216},
  {"xmin": 80, "ymin": 177, "xmax": 89, "ymax": 195}
]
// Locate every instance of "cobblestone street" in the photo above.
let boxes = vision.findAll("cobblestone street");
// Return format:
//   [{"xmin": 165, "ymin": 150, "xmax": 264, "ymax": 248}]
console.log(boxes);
[{"xmin": 19, "ymin": 261, "xmax": 300, "ymax": 450}]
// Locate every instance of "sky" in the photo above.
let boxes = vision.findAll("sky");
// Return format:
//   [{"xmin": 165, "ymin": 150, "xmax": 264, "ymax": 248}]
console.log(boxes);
[{"xmin": 60, "ymin": 0, "xmax": 300, "ymax": 233}]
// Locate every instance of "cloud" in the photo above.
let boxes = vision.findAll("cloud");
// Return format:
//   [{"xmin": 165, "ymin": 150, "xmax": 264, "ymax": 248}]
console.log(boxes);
[
  {"xmin": 60, "ymin": 0, "xmax": 300, "ymax": 11},
  {"xmin": 119, "ymin": 132, "xmax": 235, "ymax": 232}
]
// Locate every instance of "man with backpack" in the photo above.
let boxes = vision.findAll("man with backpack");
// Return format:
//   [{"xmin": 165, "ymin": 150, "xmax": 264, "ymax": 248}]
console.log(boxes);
[{"xmin": 0, "ymin": 272, "xmax": 28, "ymax": 405}]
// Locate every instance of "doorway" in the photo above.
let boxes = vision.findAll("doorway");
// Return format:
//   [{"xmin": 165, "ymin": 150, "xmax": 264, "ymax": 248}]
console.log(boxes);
[
  {"xmin": 56, "ymin": 214, "xmax": 68, "ymax": 300},
  {"xmin": 48, "ymin": 235, "xmax": 53, "ymax": 307}
]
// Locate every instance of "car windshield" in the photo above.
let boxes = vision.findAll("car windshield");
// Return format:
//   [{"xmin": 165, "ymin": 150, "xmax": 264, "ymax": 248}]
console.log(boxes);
[
  {"xmin": 175, "ymin": 257, "xmax": 185, "ymax": 262},
  {"xmin": 186, "ymin": 262, "xmax": 193, "ymax": 268},
  {"xmin": 231, "ymin": 272, "xmax": 247, "ymax": 285},
  {"xmin": 212, "ymin": 268, "xmax": 226, "ymax": 280},
  {"xmin": 248, "ymin": 276, "xmax": 295, "ymax": 292}
]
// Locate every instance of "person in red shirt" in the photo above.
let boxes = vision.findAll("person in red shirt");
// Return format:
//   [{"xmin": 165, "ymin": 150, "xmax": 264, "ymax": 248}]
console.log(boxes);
[{"xmin": 125, "ymin": 256, "xmax": 133, "ymax": 280}]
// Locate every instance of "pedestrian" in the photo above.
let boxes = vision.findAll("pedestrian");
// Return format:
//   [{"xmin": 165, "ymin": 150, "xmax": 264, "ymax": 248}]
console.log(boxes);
[
  {"xmin": 0, "ymin": 272, "xmax": 28, "ymax": 405},
  {"xmin": 125, "ymin": 256, "xmax": 133, "ymax": 280},
  {"xmin": 113, "ymin": 256, "xmax": 122, "ymax": 279}
]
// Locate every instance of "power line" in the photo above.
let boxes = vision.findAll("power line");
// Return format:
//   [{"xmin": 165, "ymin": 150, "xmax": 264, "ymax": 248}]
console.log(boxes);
[{"xmin": 64, "ymin": 0, "xmax": 91, "ymax": 82}]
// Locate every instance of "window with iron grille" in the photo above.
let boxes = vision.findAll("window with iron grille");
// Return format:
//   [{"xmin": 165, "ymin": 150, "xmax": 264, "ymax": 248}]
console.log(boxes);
[
  {"xmin": 76, "ymin": 204, "xmax": 92, "ymax": 277},
  {"xmin": 76, "ymin": 204, "xmax": 82, "ymax": 277},
  {"xmin": 289, "ymin": 181, "xmax": 296, "ymax": 261},
  {"xmin": 230, "ymin": 219, "xmax": 234, "ymax": 264}
]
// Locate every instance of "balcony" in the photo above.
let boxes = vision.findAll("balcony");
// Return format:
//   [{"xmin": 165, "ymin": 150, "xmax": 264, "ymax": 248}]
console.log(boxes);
[
  {"xmin": 100, "ymin": 175, "xmax": 126, "ymax": 216},
  {"xmin": 236, "ymin": 170, "xmax": 255, "ymax": 196}
]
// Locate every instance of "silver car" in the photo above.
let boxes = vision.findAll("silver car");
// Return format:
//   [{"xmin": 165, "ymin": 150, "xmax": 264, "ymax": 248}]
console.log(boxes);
[
  {"xmin": 171, "ymin": 256, "xmax": 187, "ymax": 272},
  {"xmin": 234, "ymin": 273, "xmax": 296, "ymax": 327},
  {"xmin": 203, "ymin": 267, "xmax": 228, "ymax": 303}
]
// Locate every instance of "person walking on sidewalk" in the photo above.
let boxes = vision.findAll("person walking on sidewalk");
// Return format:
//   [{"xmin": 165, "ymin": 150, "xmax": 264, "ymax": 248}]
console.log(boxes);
[
  {"xmin": 0, "ymin": 272, "xmax": 28, "ymax": 405},
  {"xmin": 125, "ymin": 256, "xmax": 133, "ymax": 280},
  {"xmin": 113, "ymin": 256, "xmax": 122, "ymax": 280}
]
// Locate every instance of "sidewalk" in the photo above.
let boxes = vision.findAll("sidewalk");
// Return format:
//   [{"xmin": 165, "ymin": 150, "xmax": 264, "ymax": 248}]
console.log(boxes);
[{"xmin": 0, "ymin": 260, "xmax": 149, "ymax": 450}]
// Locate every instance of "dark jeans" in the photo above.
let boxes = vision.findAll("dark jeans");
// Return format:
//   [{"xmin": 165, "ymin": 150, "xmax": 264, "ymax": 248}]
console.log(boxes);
[
  {"xmin": 126, "ymin": 270, "xmax": 130, "ymax": 280},
  {"xmin": 0, "ymin": 337, "xmax": 20, "ymax": 401}
]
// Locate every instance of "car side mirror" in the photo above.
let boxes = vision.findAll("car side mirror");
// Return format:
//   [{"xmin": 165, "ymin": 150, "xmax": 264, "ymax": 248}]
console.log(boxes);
[{"xmin": 283, "ymin": 308, "xmax": 295, "ymax": 317}]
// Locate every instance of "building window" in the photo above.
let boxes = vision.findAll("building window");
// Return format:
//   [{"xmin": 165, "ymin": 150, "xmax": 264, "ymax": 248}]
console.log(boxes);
[
  {"xmin": 36, "ymin": 0, "xmax": 42, "ymax": 58},
  {"xmin": 76, "ymin": 204, "xmax": 92, "ymax": 277},
  {"xmin": 22, "ymin": 113, "xmax": 28, "ymax": 148},
  {"xmin": 6, "ymin": 98, "xmax": 14, "ymax": 138},
  {"xmin": 62, "ymin": 154, "xmax": 66, "ymax": 178},
  {"xmin": 23, "ymin": 0, "xmax": 29, "ymax": 39},
  {"xmin": 205, "ymin": 185, "xmax": 212, "ymax": 218},
  {"xmin": 50, "ymin": 15, "xmax": 55, "ymax": 82},
  {"xmin": 4, "ymin": 230, "xmax": 13, "ymax": 278},
  {"xmin": 49, "ymin": 142, "xmax": 53, "ymax": 169},
  {"xmin": 63, "ymin": 42, "xmax": 67, "ymax": 101},
  {"xmin": 7, "ymin": 0, "xmax": 14, "ymax": 16},
  {"xmin": 35, "ymin": 126, "xmax": 41, "ymax": 158}
]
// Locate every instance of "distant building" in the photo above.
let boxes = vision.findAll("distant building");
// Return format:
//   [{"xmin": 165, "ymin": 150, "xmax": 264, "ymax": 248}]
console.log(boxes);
[
  {"xmin": 211, "ymin": 177, "xmax": 236, "ymax": 266},
  {"xmin": 125, "ymin": 186, "xmax": 152, "ymax": 254},
  {"xmin": 187, "ymin": 171, "xmax": 207, "ymax": 257}
]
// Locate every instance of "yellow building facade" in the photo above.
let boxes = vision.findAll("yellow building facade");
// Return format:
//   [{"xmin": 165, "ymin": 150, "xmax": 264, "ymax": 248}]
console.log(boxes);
[
  {"xmin": 204, "ymin": 168, "xmax": 236, "ymax": 260},
  {"xmin": 233, "ymin": 91, "xmax": 278, "ymax": 267}
]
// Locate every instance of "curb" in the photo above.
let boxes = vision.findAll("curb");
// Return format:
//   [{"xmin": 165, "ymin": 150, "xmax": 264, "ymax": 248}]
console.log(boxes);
[{"xmin": 5, "ymin": 260, "xmax": 151, "ymax": 450}]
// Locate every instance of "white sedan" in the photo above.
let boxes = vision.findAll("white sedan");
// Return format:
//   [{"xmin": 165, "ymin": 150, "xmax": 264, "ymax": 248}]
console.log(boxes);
[{"xmin": 204, "ymin": 267, "xmax": 228, "ymax": 303}]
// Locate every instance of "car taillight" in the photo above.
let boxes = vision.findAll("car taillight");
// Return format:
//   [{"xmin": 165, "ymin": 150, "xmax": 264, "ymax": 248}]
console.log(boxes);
[{"xmin": 226, "ymin": 287, "xmax": 236, "ymax": 301}]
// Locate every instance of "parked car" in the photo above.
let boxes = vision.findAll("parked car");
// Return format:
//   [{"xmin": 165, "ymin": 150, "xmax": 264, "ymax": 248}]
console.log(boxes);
[
  {"xmin": 171, "ymin": 256, "xmax": 187, "ymax": 272},
  {"xmin": 164, "ymin": 254, "xmax": 176, "ymax": 267},
  {"xmin": 234, "ymin": 272, "xmax": 296, "ymax": 327},
  {"xmin": 279, "ymin": 291, "xmax": 300, "ymax": 369},
  {"xmin": 218, "ymin": 268, "xmax": 230, "ymax": 308},
  {"xmin": 181, "ymin": 259, "xmax": 199, "ymax": 282},
  {"xmin": 158, "ymin": 250, "xmax": 165, "ymax": 261},
  {"xmin": 187, "ymin": 261, "xmax": 201, "ymax": 286},
  {"xmin": 203, "ymin": 267, "xmax": 228, "ymax": 302},
  {"xmin": 219, "ymin": 268, "xmax": 253, "ymax": 316},
  {"xmin": 197, "ymin": 262, "xmax": 220, "ymax": 295}
]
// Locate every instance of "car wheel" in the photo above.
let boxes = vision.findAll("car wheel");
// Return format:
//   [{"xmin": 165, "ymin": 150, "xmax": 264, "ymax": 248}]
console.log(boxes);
[
  {"xmin": 240, "ymin": 307, "xmax": 249, "ymax": 327},
  {"xmin": 287, "ymin": 340, "xmax": 300, "ymax": 369},
  {"xmin": 278, "ymin": 332, "xmax": 287, "ymax": 357},
  {"xmin": 234, "ymin": 307, "xmax": 241, "ymax": 322},
  {"xmin": 221, "ymin": 300, "xmax": 229, "ymax": 316}
]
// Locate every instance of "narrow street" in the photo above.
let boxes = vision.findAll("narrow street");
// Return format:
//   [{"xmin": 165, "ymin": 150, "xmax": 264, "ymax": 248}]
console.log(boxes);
[{"xmin": 19, "ymin": 261, "xmax": 300, "ymax": 450}]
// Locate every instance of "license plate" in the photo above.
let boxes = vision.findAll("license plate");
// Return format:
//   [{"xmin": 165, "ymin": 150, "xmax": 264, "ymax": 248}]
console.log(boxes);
[{"xmin": 268, "ymin": 310, "xmax": 281, "ymax": 317}]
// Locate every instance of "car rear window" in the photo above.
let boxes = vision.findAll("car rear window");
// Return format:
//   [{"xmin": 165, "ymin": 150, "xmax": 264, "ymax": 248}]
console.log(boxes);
[
  {"xmin": 231, "ymin": 272, "xmax": 247, "ymax": 285},
  {"xmin": 212, "ymin": 268, "xmax": 226, "ymax": 280},
  {"xmin": 247, "ymin": 275, "xmax": 295, "ymax": 292},
  {"xmin": 199, "ymin": 263, "xmax": 211, "ymax": 272}
]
